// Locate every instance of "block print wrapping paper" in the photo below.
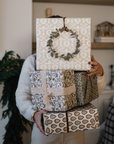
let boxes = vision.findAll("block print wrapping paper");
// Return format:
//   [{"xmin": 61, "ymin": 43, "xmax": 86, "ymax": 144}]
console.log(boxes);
[
  {"xmin": 43, "ymin": 113, "xmax": 67, "ymax": 135},
  {"xmin": 68, "ymin": 103, "xmax": 99, "ymax": 132},
  {"xmin": 36, "ymin": 18, "xmax": 91, "ymax": 70},
  {"xmin": 74, "ymin": 71, "xmax": 99, "ymax": 106},
  {"xmin": 43, "ymin": 103, "xmax": 100, "ymax": 135},
  {"xmin": 29, "ymin": 70, "xmax": 77, "ymax": 111}
]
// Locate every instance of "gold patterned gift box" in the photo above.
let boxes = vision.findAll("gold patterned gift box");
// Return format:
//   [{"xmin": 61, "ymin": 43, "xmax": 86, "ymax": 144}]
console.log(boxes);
[
  {"xmin": 29, "ymin": 70, "xmax": 77, "ymax": 111},
  {"xmin": 67, "ymin": 103, "xmax": 99, "ymax": 132},
  {"xmin": 74, "ymin": 71, "xmax": 99, "ymax": 106},
  {"xmin": 43, "ymin": 103, "xmax": 100, "ymax": 135},
  {"xmin": 36, "ymin": 18, "xmax": 91, "ymax": 71},
  {"xmin": 43, "ymin": 112, "xmax": 67, "ymax": 135}
]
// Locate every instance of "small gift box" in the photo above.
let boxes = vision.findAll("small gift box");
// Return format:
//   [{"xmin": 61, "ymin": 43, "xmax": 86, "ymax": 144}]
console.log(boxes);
[
  {"xmin": 43, "ymin": 112, "xmax": 67, "ymax": 135},
  {"xmin": 74, "ymin": 71, "xmax": 99, "ymax": 106},
  {"xmin": 29, "ymin": 70, "xmax": 77, "ymax": 111},
  {"xmin": 67, "ymin": 103, "xmax": 99, "ymax": 132},
  {"xmin": 43, "ymin": 103, "xmax": 100, "ymax": 135},
  {"xmin": 36, "ymin": 18, "xmax": 91, "ymax": 71}
]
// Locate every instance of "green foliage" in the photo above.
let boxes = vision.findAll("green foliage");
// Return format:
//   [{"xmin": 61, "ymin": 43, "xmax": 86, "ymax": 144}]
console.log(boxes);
[
  {"xmin": 47, "ymin": 27, "xmax": 81, "ymax": 61},
  {"xmin": 0, "ymin": 51, "xmax": 32, "ymax": 144}
]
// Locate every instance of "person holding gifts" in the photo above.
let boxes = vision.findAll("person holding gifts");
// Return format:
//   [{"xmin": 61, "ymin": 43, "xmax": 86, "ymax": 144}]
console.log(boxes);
[{"xmin": 15, "ymin": 15, "xmax": 106, "ymax": 144}]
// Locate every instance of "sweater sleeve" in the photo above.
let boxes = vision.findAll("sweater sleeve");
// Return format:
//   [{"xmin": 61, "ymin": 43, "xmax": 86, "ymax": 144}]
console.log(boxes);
[
  {"xmin": 97, "ymin": 71, "xmax": 106, "ymax": 95},
  {"xmin": 15, "ymin": 54, "xmax": 36, "ymax": 122}
]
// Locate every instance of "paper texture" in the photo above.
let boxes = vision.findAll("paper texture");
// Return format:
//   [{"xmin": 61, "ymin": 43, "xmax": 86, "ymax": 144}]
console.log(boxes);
[
  {"xmin": 68, "ymin": 103, "xmax": 99, "ymax": 132},
  {"xmin": 43, "ymin": 103, "xmax": 100, "ymax": 135},
  {"xmin": 36, "ymin": 18, "xmax": 91, "ymax": 70},
  {"xmin": 29, "ymin": 70, "xmax": 77, "ymax": 111},
  {"xmin": 43, "ymin": 113, "xmax": 67, "ymax": 135},
  {"xmin": 74, "ymin": 71, "xmax": 99, "ymax": 106}
]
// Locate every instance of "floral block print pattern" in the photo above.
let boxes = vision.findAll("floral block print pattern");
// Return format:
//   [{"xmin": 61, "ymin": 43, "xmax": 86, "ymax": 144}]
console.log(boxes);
[
  {"xmin": 68, "ymin": 103, "xmax": 100, "ymax": 132},
  {"xmin": 43, "ymin": 113, "xmax": 67, "ymax": 135},
  {"xmin": 74, "ymin": 71, "xmax": 99, "ymax": 106},
  {"xmin": 43, "ymin": 103, "xmax": 100, "ymax": 135},
  {"xmin": 36, "ymin": 18, "xmax": 91, "ymax": 70},
  {"xmin": 29, "ymin": 70, "xmax": 77, "ymax": 111}
]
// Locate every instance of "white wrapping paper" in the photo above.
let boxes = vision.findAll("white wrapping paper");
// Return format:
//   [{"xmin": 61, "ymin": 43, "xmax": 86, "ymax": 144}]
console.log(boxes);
[{"xmin": 36, "ymin": 18, "xmax": 91, "ymax": 70}]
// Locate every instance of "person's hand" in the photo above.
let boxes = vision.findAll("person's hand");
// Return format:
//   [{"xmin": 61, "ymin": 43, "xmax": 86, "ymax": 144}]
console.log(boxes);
[
  {"xmin": 86, "ymin": 55, "xmax": 103, "ymax": 77},
  {"xmin": 34, "ymin": 110, "xmax": 47, "ymax": 135}
]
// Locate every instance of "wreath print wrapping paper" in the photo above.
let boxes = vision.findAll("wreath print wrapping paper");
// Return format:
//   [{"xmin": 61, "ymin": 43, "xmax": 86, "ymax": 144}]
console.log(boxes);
[
  {"xmin": 29, "ymin": 70, "xmax": 77, "ymax": 111},
  {"xmin": 36, "ymin": 18, "xmax": 91, "ymax": 70},
  {"xmin": 43, "ymin": 103, "xmax": 100, "ymax": 135}
]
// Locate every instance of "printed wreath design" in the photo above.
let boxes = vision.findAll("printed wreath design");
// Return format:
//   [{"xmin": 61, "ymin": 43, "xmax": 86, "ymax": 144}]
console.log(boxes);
[{"xmin": 46, "ymin": 27, "xmax": 81, "ymax": 61}]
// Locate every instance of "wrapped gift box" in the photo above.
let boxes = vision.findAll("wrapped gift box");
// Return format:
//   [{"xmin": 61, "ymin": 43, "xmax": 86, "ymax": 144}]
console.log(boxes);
[
  {"xmin": 43, "ymin": 103, "xmax": 100, "ymax": 135},
  {"xmin": 29, "ymin": 70, "xmax": 77, "ymax": 111},
  {"xmin": 43, "ymin": 112, "xmax": 67, "ymax": 135},
  {"xmin": 74, "ymin": 71, "xmax": 99, "ymax": 106},
  {"xmin": 36, "ymin": 18, "xmax": 91, "ymax": 71},
  {"xmin": 68, "ymin": 103, "xmax": 99, "ymax": 132}
]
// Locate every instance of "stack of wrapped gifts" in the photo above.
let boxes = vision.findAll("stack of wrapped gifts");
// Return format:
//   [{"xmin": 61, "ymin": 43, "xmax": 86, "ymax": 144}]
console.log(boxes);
[{"xmin": 29, "ymin": 17, "xmax": 100, "ymax": 135}]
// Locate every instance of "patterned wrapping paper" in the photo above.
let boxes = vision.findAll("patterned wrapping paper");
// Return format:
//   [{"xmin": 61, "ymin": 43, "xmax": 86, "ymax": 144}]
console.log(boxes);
[
  {"xmin": 43, "ymin": 113, "xmax": 67, "ymax": 135},
  {"xmin": 29, "ymin": 70, "xmax": 77, "ymax": 111},
  {"xmin": 36, "ymin": 18, "xmax": 91, "ymax": 71},
  {"xmin": 43, "ymin": 103, "xmax": 100, "ymax": 135},
  {"xmin": 74, "ymin": 71, "xmax": 99, "ymax": 106},
  {"xmin": 68, "ymin": 103, "xmax": 100, "ymax": 132}
]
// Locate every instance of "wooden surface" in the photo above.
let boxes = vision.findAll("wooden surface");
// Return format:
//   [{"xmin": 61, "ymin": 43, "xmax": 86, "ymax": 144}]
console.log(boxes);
[
  {"xmin": 32, "ymin": 42, "xmax": 114, "ymax": 53},
  {"xmin": 32, "ymin": 42, "xmax": 36, "ymax": 54},
  {"xmin": 33, "ymin": 0, "xmax": 114, "ymax": 5},
  {"xmin": 91, "ymin": 42, "xmax": 114, "ymax": 49}
]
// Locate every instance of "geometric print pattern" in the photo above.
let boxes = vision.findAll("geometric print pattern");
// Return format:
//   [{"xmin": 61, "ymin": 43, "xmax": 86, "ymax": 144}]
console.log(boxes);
[
  {"xmin": 74, "ymin": 71, "xmax": 99, "ymax": 106},
  {"xmin": 100, "ymin": 102, "xmax": 114, "ymax": 144},
  {"xmin": 68, "ymin": 103, "xmax": 100, "ymax": 132},
  {"xmin": 43, "ymin": 113, "xmax": 67, "ymax": 135},
  {"xmin": 36, "ymin": 18, "xmax": 91, "ymax": 70},
  {"xmin": 43, "ymin": 103, "xmax": 100, "ymax": 135}
]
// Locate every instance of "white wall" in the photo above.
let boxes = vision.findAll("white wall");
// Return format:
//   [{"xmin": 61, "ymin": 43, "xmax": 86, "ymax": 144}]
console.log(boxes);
[
  {"xmin": 0, "ymin": 0, "xmax": 32, "ymax": 144},
  {"xmin": 0, "ymin": 0, "xmax": 32, "ymax": 59},
  {"xmin": 33, "ymin": 2, "xmax": 114, "ymax": 84}
]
